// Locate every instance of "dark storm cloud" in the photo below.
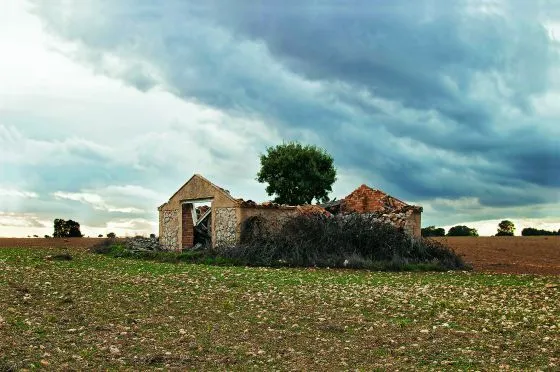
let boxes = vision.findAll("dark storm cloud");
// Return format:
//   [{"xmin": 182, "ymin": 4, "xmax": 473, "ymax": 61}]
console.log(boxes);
[{"xmin": 32, "ymin": 0, "xmax": 560, "ymax": 209}]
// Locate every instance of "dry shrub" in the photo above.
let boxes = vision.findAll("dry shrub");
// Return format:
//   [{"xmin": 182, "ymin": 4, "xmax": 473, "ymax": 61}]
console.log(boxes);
[{"xmin": 220, "ymin": 214, "xmax": 468, "ymax": 271}]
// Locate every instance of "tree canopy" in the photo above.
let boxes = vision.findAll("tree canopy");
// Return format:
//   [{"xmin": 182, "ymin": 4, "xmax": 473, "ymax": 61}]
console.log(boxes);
[
  {"xmin": 447, "ymin": 225, "xmax": 478, "ymax": 237},
  {"xmin": 257, "ymin": 142, "xmax": 337, "ymax": 205},
  {"xmin": 53, "ymin": 219, "xmax": 83, "ymax": 238},
  {"xmin": 496, "ymin": 220, "xmax": 515, "ymax": 236}
]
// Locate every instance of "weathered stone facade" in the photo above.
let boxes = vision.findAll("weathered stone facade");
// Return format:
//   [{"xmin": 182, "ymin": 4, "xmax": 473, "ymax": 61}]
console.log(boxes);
[
  {"xmin": 160, "ymin": 209, "xmax": 180, "ymax": 250},
  {"xmin": 215, "ymin": 207, "xmax": 237, "ymax": 247}
]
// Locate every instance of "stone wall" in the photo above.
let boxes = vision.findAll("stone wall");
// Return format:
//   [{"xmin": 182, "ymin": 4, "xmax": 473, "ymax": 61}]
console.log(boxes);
[
  {"xmin": 370, "ymin": 208, "xmax": 421, "ymax": 238},
  {"xmin": 215, "ymin": 207, "xmax": 238, "ymax": 247},
  {"xmin": 239, "ymin": 206, "xmax": 298, "ymax": 231},
  {"xmin": 160, "ymin": 209, "xmax": 180, "ymax": 251}
]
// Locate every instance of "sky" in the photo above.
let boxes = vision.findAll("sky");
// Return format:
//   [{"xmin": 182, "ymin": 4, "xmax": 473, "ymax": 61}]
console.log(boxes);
[{"xmin": 0, "ymin": 0, "xmax": 559, "ymax": 237}]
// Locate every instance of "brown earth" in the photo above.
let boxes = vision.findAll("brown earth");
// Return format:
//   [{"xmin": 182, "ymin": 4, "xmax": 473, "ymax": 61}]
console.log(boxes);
[
  {"xmin": 433, "ymin": 236, "xmax": 560, "ymax": 275},
  {"xmin": 0, "ymin": 236, "xmax": 558, "ymax": 275},
  {"xmin": 0, "ymin": 237, "xmax": 106, "ymax": 250}
]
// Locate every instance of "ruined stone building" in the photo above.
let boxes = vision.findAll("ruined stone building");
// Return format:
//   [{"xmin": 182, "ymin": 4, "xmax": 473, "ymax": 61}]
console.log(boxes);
[{"xmin": 158, "ymin": 174, "xmax": 422, "ymax": 251}]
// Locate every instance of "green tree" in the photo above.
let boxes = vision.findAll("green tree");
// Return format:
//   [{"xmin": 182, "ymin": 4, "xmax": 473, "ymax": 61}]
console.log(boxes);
[
  {"xmin": 421, "ymin": 226, "xmax": 446, "ymax": 237},
  {"xmin": 53, "ymin": 219, "xmax": 83, "ymax": 238},
  {"xmin": 447, "ymin": 225, "xmax": 478, "ymax": 237},
  {"xmin": 257, "ymin": 142, "xmax": 337, "ymax": 205},
  {"xmin": 496, "ymin": 220, "xmax": 515, "ymax": 236},
  {"xmin": 107, "ymin": 232, "xmax": 116, "ymax": 239}
]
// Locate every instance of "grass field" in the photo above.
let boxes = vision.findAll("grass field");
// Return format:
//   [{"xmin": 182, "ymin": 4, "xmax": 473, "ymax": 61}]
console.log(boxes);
[{"xmin": 1, "ymin": 246, "xmax": 558, "ymax": 370}]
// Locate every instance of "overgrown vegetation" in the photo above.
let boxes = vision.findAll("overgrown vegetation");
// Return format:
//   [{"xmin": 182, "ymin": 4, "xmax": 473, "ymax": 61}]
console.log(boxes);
[
  {"xmin": 91, "ymin": 215, "xmax": 467, "ymax": 272},
  {"xmin": 221, "ymin": 215, "xmax": 468, "ymax": 271}
]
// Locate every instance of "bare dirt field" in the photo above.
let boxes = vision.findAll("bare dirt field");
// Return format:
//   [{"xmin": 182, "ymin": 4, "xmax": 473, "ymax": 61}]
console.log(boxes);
[
  {"xmin": 0, "ymin": 237, "xmax": 104, "ymax": 250},
  {"xmin": 0, "ymin": 236, "xmax": 558, "ymax": 275},
  {"xmin": 433, "ymin": 236, "xmax": 560, "ymax": 275}
]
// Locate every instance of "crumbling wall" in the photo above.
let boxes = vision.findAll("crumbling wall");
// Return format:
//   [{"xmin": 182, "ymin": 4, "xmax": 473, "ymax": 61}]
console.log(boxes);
[
  {"xmin": 160, "ymin": 209, "xmax": 181, "ymax": 251},
  {"xmin": 215, "ymin": 207, "xmax": 237, "ymax": 246},
  {"xmin": 239, "ymin": 206, "xmax": 298, "ymax": 231},
  {"xmin": 368, "ymin": 208, "xmax": 421, "ymax": 238},
  {"xmin": 337, "ymin": 184, "xmax": 422, "ymax": 238}
]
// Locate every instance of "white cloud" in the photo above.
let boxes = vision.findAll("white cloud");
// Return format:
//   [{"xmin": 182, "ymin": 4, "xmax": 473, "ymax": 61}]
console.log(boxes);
[
  {"xmin": 53, "ymin": 191, "xmax": 144, "ymax": 214},
  {"xmin": 0, "ymin": 188, "xmax": 38, "ymax": 199},
  {"xmin": 0, "ymin": 212, "xmax": 46, "ymax": 228}
]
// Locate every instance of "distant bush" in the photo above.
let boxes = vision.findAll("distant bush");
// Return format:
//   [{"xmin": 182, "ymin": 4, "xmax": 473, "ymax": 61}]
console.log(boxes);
[
  {"xmin": 447, "ymin": 225, "xmax": 478, "ymax": 237},
  {"xmin": 521, "ymin": 228, "xmax": 560, "ymax": 236},
  {"xmin": 421, "ymin": 226, "xmax": 446, "ymax": 237},
  {"xmin": 107, "ymin": 232, "xmax": 116, "ymax": 239},
  {"xmin": 219, "ymin": 215, "xmax": 469, "ymax": 271}
]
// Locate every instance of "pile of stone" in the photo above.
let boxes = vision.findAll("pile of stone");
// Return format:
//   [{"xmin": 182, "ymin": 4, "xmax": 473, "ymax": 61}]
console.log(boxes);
[{"xmin": 123, "ymin": 236, "xmax": 162, "ymax": 252}]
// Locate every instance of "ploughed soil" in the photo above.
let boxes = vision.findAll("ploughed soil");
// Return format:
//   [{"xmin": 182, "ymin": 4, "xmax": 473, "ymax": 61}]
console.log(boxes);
[
  {"xmin": 0, "ymin": 237, "xmax": 106, "ymax": 250},
  {"xmin": 0, "ymin": 237, "xmax": 558, "ymax": 275},
  {"xmin": 433, "ymin": 236, "xmax": 560, "ymax": 275}
]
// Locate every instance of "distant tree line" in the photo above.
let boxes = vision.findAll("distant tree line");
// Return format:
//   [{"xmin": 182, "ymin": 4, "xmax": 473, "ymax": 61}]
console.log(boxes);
[
  {"xmin": 421, "ymin": 225, "xmax": 479, "ymax": 237},
  {"xmin": 521, "ymin": 227, "xmax": 560, "ymax": 236},
  {"xmin": 422, "ymin": 220, "xmax": 560, "ymax": 237}
]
